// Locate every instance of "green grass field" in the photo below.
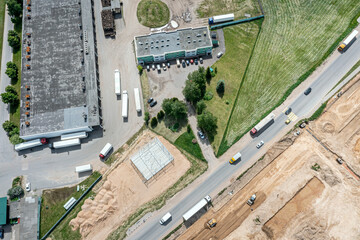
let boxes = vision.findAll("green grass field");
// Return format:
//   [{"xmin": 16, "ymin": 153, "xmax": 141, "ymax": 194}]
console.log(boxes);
[
  {"xmin": 216, "ymin": 0, "xmax": 360, "ymax": 155},
  {"xmin": 174, "ymin": 130, "xmax": 205, "ymax": 162},
  {"xmin": 197, "ymin": 0, "xmax": 261, "ymax": 19},
  {"xmin": 40, "ymin": 172, "xmax": 101, "ymax": 239},
  {"xmin": 205, "ymin": 23, "xmax": 260, "ymax": 152},
  {"xmin": 137, "ymin": 0, "xmax": 170, "ymax": 28},
  {"xmin": 0, "ymin": 1, "xmax": 6, "ymax": 69}
]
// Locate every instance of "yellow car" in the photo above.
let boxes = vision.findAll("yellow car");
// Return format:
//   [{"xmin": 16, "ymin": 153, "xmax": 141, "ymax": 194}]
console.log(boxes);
[{"xmin": 285, "ymin": 119, "xmax": 291, "ymax": 124}]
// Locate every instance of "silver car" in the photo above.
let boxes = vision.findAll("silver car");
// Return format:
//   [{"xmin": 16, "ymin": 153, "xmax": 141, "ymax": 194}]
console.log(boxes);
[{"xmin": 256, "ymin": 140, "xmax": 264, "ymax": 149}]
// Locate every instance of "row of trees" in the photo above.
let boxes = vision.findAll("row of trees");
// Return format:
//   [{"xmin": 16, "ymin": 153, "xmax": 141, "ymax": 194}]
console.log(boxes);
[{"xmin": 7, "ymin": 0, "xmax": 23, "ymax": 24}]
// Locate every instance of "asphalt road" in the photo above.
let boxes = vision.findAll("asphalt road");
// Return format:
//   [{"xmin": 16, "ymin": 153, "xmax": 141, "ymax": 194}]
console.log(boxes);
[{"xmin": 127, "ymin": 38, "xmax": 360, "ymax": 240}]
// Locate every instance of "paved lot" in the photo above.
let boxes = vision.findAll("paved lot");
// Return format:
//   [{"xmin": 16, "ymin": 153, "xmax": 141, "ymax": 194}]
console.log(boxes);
[{"xmin": 19, "ymin": 197, "xmax": 38, "ymax": 240}]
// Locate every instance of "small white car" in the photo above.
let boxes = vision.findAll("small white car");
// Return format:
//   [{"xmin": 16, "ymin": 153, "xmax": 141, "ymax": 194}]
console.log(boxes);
[
  {"xmin": 256, "ymin": 140, "xmax": 264, "ymax": 149},
  {"xmin": 26, "ymin": 182, "xmax": 31, "ymax": 192},
  {"xmin": 217, "ymin": 52, "xmax": 223, "ymax": 58}
]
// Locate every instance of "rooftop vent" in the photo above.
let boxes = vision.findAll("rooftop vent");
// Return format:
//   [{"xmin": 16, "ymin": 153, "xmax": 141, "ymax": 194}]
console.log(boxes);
[
  {"xmin": 25, "ymin": 112, "xmax": 30, "ymax": 116},
  {"xmin": 203, "ymin": 31, "xmax": 207, "ymax": 36},
  {"xmin": 26, "ymin": 33, "xmax": 31, "ymax": 38},
  {"xmin": 187, "ymin": 36, "xmax": 190, "ymax": 38},
  {"xmin": 25, "ymin": 121, "xmax": 30, "ymax": 126},
  {"xmin": 78, "ymin": 24, "xmax": 82, "ymax": 29},
  {"xmin": 177, "ymin": 42, "xmax": 180, "ymax": 45},
  {"xmin": 26, "ymin": 64, "xmax": 31, "ymax": 69},
  {"xmin": 25, "ymin": 103, "xmax": 30, "ymax": 109},
  {"xmin": 26, "ymin": 47, "xmax": 31, "ymax": 53},
  {"xmin": 177, "ymin": 37, "xmax": 179, "ymax": 40},
  {"xmin": 166, "ymin": 44, "xmax": 169, "ymax": 47},
  {"xmin": 156, "ymin": 40, "xmax": 159, "ymax": 43},
  {"xmin": 27, "ymin": 14, "xmax": 31, "ymax": 19},
  {"xmin": 161, "ymin": 40, "xmax": 164, "ymax": 42},
  {"xmin": 27, "ymin": 0, "xmax": 31, "ymax": 6},
  {"xmin": 167, "ymin": 39, "xmax": 170, "ymax": 42},
  {"xmin": 198, "ymin": 39, "xmax": 202, "ymax": 42},
  {"xmin": 27, "ymin": 6, "xmax": 31, "ymax": 12},
  {"xmin": 193, "ymin": 40, "xmax": 196, "ymax": 43},
  {"xmin": 25, "ymin": 94, "xmax": 30, "ymax": 99},
  {"xmin": 197, "ymin": 34, "xmax": 201, "ymax": 37},
  {"xmin": 26, "ymin": 55, "xmax": 31, "ymax": 60},
  {"xmin": 188, "ymin": 41, "xmax": 191, "ymax": 44},
  {"xmin": 27, "ymin": 40, "xmax": 31, "ymax": 46},
  {"xmin": 25, "ymin": 85, "xmax": 30, "ymax": 90},
  {"xmin": 144, "ymin": 47, "xmax": 148, "ymax": 50}
]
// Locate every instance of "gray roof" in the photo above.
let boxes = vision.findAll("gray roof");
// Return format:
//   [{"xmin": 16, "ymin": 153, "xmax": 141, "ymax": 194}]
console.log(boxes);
[
  {"xmin": 20, "ymin": 0, "xmax": 100, "ymax": 138},
  {"xmin": 135, "ymin": 27, "xmax": 212, "ymax": 57}
]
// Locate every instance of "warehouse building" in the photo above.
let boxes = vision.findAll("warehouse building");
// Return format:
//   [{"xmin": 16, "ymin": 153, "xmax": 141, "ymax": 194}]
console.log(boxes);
[
  {"xmin": 134, "ymin": 26, "xmax": 212, "ymax": 65},
  {"xmin": 19, "ymin": 0, "xmax": 101, "ymax": 141}
]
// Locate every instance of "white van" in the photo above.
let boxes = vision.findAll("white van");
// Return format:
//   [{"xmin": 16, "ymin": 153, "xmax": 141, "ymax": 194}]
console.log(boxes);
[
  {"xmin": 159, "ymin": 212, "xmax": 172, "ymax": 225},
  {"xmin": 99, "ymin": 143, "xmax": 112, "ymax": 159},
  {"xmin": 176, "ymin": 59, "xmax": 180, "ymax": 67}
]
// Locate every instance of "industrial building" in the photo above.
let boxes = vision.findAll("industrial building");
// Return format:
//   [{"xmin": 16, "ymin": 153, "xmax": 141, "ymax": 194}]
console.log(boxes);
[
  {"xmin": 19, "ymin": 0, "xmax": 101, "ymax": 141},
  {"xmin": 134, "ymin": 26, "xmax": 212, "ymax": 65}
]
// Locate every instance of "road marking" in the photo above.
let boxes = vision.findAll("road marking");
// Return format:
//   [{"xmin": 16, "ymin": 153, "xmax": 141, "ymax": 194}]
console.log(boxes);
[
  {"xmin": 282, "ymin": 107, "xmax": 288, "ymax": 113},
  {"xmin": 287, "ymin": 112, "xmax": 298, "ymax": 121}
]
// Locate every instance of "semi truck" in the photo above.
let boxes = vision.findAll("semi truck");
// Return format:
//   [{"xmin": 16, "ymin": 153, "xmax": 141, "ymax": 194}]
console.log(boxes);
[
  {"xmin": 134, "ymin": 88, "xmax": 141, "ymax": 112},
  {"xmin": 208, "ymin": 13, "xmax": 234, "ymax": 25},
  {"xmin": 182, "ymin": 195, "xmax": 211, "ymax": 221},
  {"xmin": 122, "ymin": 90, "xmax": 128, "ymax": 118},
  {"xmin": 52, "ymin": 138, "xmax": 81, "ymax": 149},
  {"xmin": 250, "ymin": 113, "xmax": 275, "ymax": 135},
  {"xmin": 61, "ymin": 131, "xmax": 88, "ymax": 141},
  {"xmin": 14, "ymin": 138, "xmax": 48, "ymax": 151},
  {"xmin": 229, "ymin": 151, "xmax": 241, "ymax": 164},
  {"xmin": 114, "ymin": 69, "xmax": 121, "ymax": 95},
  {"xmin": 338, "ymin": 30, "xmax": 358, "ymax": 52}
]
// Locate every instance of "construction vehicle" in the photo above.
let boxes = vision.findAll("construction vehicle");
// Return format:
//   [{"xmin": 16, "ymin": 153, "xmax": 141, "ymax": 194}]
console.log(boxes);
[
  {"xmin": 247, "ymin": 194, "xmax": 256, "ymax": 206},
  {"xmin": 229, "ymin": 151, "xmax": 241, "ymax": 164},
  {"xmin": 207, "ymin": 218, "xmax": 217, "ymax": 228},
  {"xmin": 208, "ymin": 13, "xmax": 234, "ymax": 25},
  {"xmin": 250, "ymin": 113, "xmax": 275, "ymax": 135},
  {"xmin": 183, "ymin": 195, "xmax": 211, "ymax": 221},
  {"xmin": 338, "ymin": 30, "xmax": 358, "ymax": 52}
]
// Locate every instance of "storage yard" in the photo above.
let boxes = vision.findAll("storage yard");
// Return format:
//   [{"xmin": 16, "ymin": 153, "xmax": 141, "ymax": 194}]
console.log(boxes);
[{"xmin": 177, "ymin": 77, "xmax": 360, "ymax": 240}]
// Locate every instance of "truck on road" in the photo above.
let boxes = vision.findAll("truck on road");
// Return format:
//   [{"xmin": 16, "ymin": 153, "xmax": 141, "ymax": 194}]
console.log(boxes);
[
  {"xmin": 183, "ymin": 195, "xmax": 211, "ymax": 221},
  {"xmin": 229, "ymin": 151, "xmax": 241, "ymax": 164},
  {"xmin": 14, "ymin": 138, "xmax": 48, "ymax": 151},
  {"xmin": 208, "ymin": 13, "xmax": 234, "ymax": 25},
  {"xmin": 338, "ymin": 30, "xmax": 358, "ymax": 52},
  {"xmin": 250, "ymin": 113, "xmax": 275, "ymax": 135},
  {"xmin": 134, "ymin": 88, "xmax": 141, "ymax": 113},
  {"xmin": 115, "ymin": 69, "xmax": 121, "ymax": 95},
  {"xmin": 122, "ymin": 90, "xmax": 128, "ymax": 118}
]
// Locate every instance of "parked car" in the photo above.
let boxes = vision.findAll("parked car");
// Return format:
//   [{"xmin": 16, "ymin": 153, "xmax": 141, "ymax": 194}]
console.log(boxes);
[
  {"xmin": 198, "ymin": 130, "xmax": 205, "ymax": 139},
  {"xmin": 285, "ymin": 119, "xmax": 291, "ymax": 124},
  {"xmin": 162, "ymin": 63, "xmax": 166, "ymax": 71},
  {"xmin": 186, "ymin": 59, "xmax": 190, "ymax": 66},
  {"xmin": 167, "ymin": 62, "xmax": 170, "ymax": 68},
  {"xmin": 299, "ymin": 122, "xmax": 306, "ymax": 128},
  {"xmin": 256, "ymin": 140, "xmax": 264, "ymax": 149},
  {"xmin": 150, "ymin": 100, "xmax": 157, "ymax": 107},
  {"xmin": 336, "ymin": 158, "xmax": 343, "ymax": 164},
  {"xmin": 157, "ymin": 64, "xmax": 161, "ymax": 72},
  {"xmin": 147, "ymin": 97, "xmax": 154, "ymax": 103},
  {"xmin": 285, "ymin": 107, "xmax": 292, "ymax": 115},
  {"xmin": 304, "ymin": 87, "xmax": 312, "ymax": 95},
  {"xmin": 199, "ymin": 57, "xmax": 203, "ymax": 64},
  {"xmin": 195, "ymin": 58, "xmax": 198, "ymax": 65},
  {"xmin": 26, "ymin": 182, "xmax": 31, "ymax": 192},
  {"xmin": 0, "ymin": 228, "xmax": 4, "ymax": 239},
  {"xmin": 217, "ymin": 52, "xmax": 223, "ymax": 58},
  {"xmin": 146, "ymin": 65, "xmax": 150, "ymax": 71},
  {"xmin": 152, "ymin": 64, "xmax": 155, "ymax": 70},
  {"xmin": 190, "ymin": 59, "xmax": 194, "ymax": 64},
  {"xmin": 182, "ymin": 59, "xmax": 186, "ymax": 68}
]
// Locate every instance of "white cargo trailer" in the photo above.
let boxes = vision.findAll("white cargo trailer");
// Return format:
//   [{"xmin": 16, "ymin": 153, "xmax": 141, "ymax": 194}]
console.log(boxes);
[
  {"xmin": 208, "ymin": 13, "xmax": 234, "ymax": 24},
  {"xmin": 61, "ymin": 132, "xmax": 88, "ymax": 141},
  {"xmin": 52, "ymin": 138, "xmax": 81, "ymax": 149},
  {"xmin": 250, "ymin": 113, "xmax": 275, "ymax": 135},
  {"xmin": 338, "ymin": 30, "xmax": 358, "ymax": 51},
  {"xmin": 115, "ymin": 69, "xmax": 121, "ymax": 95},
  {"xmin": 15, "ymin": 139, "xmax": 42, "ymax": 151},
  {"xmin": 122, "ymin": 90, "xmax": 128, "ymax": 118},
  {"xmin": 182, "ymin": 195, "xmax": 211, "ymax": 221},
  {"xmin": 75, "ymin": 164, "xmax": 92, "ymax": 173},
  {"xmin": 134, "ymin": 88, "xmax": 141, "ymax": 112}
]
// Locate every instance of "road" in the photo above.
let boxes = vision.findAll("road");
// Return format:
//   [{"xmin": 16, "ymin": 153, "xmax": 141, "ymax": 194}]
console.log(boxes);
[{"xmin": 127, "ymin": 36, "xmax": 360, "ymax": 240}]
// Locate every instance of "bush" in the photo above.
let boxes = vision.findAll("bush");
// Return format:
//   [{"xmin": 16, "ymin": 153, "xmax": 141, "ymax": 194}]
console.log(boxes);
[
  {"xmin": 3, "ymin": 120, "xmax": 17, "ymax": 133},
  {"xmin": 1, "ymin": 92, "xmax": 18, "ymax": 104},
  {"xmin": 203, "ymin": 91, "xmax": 213, "ymax": 101},
  {"xmin": 215, "ymin": 67, "xmax": 218, "ymax": 74},
  {"xmin": 169, "ymin": 122, "xmax": 180, "ymax": 132},
  {"xmin": 7, "ymin": 186, "xmax": 24, "ymax": 200},
  {"xmin": 5, "ymin": 85, "xmax": 17, "ymax": 95},
  {"xmin": 216, "ymin": 80, "xmax": 225, "ymax": 94},
  {"xmin": 5, "ymin": 61, "xmax": 18, "ymax": 79},
  {"xmin": 206, "ymin": 67, "xmax": 211, "ymax": 80},
  {"xmin": 162, "ymin": 98, "xmax": 187, "ymax": 121},
  {"xmin": 187, "ymin": 124, "xmax": 191, "ymax": 133},
  {"xmin": 6, "ymin": 0, "xmax": 22, "ymax": 21},
  {"xmin": 157, "ymin": 110, "xmax": 165, "ymax": 120},
  {"xmin": 137, "ymin": 65, "xmax": 143, "ymax": 74},
  {"xmin": 197, "ymin": 111, "xmax": 218, "ymax": 136},
  {"xmin": 144, "ymin": 112, "xmax": 150, "ymax": 125},
  {"xmin": 196, "ymin": 100, "xmax": 207, "ymax": 114},
  {"xmin": 150, "ymin": 117, "xmax": 158, "ymax": 128},
  {"xmin": 9, "ymin": 127, "xmax": 19, "ymax": 137},
  {"xmin": 10, "ymin": 134, "xmax": 24, "ymax": 145},
  {"xmin": 7, "ymin": 30, "xmax": 20, "ymax": 49}
]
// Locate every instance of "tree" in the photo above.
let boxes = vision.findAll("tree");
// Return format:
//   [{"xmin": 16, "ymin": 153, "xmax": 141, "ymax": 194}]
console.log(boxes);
[
  {"xmin": 206, "ymin": 67, "xmax": 212, "ymax": 80},
  {"xmin": 216, "ymin": 80, "xmax": 225, "ymax": 94},
  {"xmin": 157, "ymin": 110, "xmax": 165, "ymax": 120},
  {"xmin": 183, "ymin": 80, "xmax": 201, "ymax": 104},
  {"xmin": 144, "ymin": 112, "xmax": 150, "ymax": 125},
  {"xmin": 6, "ymin": 0, "xmax": 22, "ymax": 20},
  {"xmin": 8, "ymin": 30, "xmax": 20, "ymax": 49},
  {"xmin": 5, "ymin": 67, "xmax": 17, "ymax": 79},
  {"xmin": 1, "ymin": 92, "xmax": 18, "ymax": 104},
  {"xmin": 2, "ymin": 120, "xmax": 17, "ymax": 133},
  {"xmin": 137, "ymin": 65, "xmax": 143, "ymax": 74},
  {"xmin": 10, "ymin": 134, "xmax": 24, "ymax": 145},
  {"xmin": 197, "ymin": 111, "xmax": 218, "ymax": 136},
  {"xmin": 162, "ymin": 98, "xmax": 187, "ymax": 121},
  {"xmin": 7, "ymin": 185, "xmax": 23, "ymax": 199},
  {"xmin": 9, "ymin": 127, "xmax": 19, "ymax": 137},
  {"xmin": 187, "ymin": 124, "xmax": 191, "ymax": 133},
  {"xmin": 150, "ymin": 117, "xmax": 158, "ymax": 128},
  {"xmin": 5, "ymin": 85, "xmax": 17, "ymax": 95},
  {"xmin": 196, "ymin": 100, "xmax": 207, "ymax": 115},
  {"xmin": 188, "ymin": 68, "xmax": 206, "ymax": 96}
]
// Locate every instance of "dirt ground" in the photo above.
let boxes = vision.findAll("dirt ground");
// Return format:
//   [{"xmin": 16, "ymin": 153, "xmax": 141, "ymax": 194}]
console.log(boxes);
[
  {"xmin": 177, "ymin": 78, "xmax": 360, "ymax": 240},
  {"xmin": 69, "ymin": 130, "xmax": 190, "ymax": 240}
]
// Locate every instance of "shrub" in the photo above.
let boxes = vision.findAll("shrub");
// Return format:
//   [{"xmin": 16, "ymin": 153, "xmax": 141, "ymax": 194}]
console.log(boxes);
[
  {"xmin": 5, "ymin": 85, "xmax": 17, "ymax": 95},
  {"xmin": 215, "ymin": 67, "xmax": 218, "ymax": 74},
  {"xmin": 197, "ymin": 111, "xmax": 218, "ymax": 136},
  {"xmin": 150, "ymin": 117, "xmax": 158, "ymax": 128},
  {"xmin": 137, "ymin": 65, "xmax": 143, "ymax": 74},
  {"xmin": 203, "ymin": 91, "xmax": 213, "ymax": 101},
  {"xmin": 6, "ymin": 0, "xmax": 23, "ymax": 21},
  {"xmin": 169, "ymin": 122, "xmax": 180, "ymax": 132},
  {"xmin": 144, "ymin": 112, "xmax": 150, "ymax": 125},
  {"xmin": 10, "ymin": 134, "xmax": 24, "ymax": 145},
  {"xmin": 157, "ymin": 110, "xmax": 165, "ymax": 120},
  {"xmin": 187, "ymin": 124, "xmax": 191, "ymax": 133},
  {"xmin": 5, "ymin": 61, "xmax": 18, "ymax": 80},
  {"xmin": 162, "ymin": 98, "xmax": 187, "ymax": 121},
  {"xmin": 1, "ymin": 92, "xmax": 18, "ymax": 104},
  {"xmin": 216, "ymin": 80, "xmax": 225, "ymax": 94},
  {"xmin": 196, "ymin": 100, "xmax": 207, "ymax": 114},
  {"xmin": 7, "ymin": 30, "xmax": 20, "ymax": 49},
  {"xmin": 7, "ymin": 186, "xmax": 23, "ymax": 200},
  {"xmin": 2, "ymin": 120, "xmax": 17, "ymax": 133},
  {"xmin": 205, "ymin": 67, "xmax": 211, "ymax": 80}
]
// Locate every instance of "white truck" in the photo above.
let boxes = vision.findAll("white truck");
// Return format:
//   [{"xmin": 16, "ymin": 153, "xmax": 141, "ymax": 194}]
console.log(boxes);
[
  {"xmin": 229, "ymin": 151, "xmax": 241, "ymax": 164},
  {"xmin": 122, "ymin": 90, "xmax": 128, "ymax": 118},
  {"xmin": 52, "ymin": 138, "xmax": 81, "ymax": 149},
  {"xmin": 99, "ymin": 143, "xmax": 112, "ymax": 159},
  {"xmin": 114, "ymin": 69, "xmax": 121, "ymax": 95},
  {"xmin": 134, "ymin": 88, "xmax": 141, "ymax": 113},
  {"xmin": 14, "ymin": 138, "xmax": 47, "ymax": 151},
  {"xmin": 338, "ymin": 30, "xmax": 358, "ymax": 52},
  {"xmin": 250, "ymin": 113, "xmax": 275, "ymax": 135},
  {"xmin": 75, "ymin": 164, "xmax": 92, "ymax": 173},
  {"xmin": 159, "ymin": 212, "xmax": 172, "ymax": 225},
  {"xmin": 182, "ymin": 195, "xmax": 211, "ymax": 221},
  {"xmin": 208, "ymin": 13, "xmax": 234, "ymax": 25},
  {"xmin": 61, "ymin": 132, "xmax": 88, "ymax": 141}
]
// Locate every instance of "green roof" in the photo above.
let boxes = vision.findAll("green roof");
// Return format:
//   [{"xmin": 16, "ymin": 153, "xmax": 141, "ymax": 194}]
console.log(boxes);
[{"xmin": 0, "ymin": 197, "xmax": 7, "ymax": 225}]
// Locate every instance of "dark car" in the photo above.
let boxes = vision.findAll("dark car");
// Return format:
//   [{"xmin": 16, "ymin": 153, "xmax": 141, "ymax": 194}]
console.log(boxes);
[
  {"xmin": 182, "ymin": 60, "xmax": 186, "ymax": 68},
  {"xmin": 195, "ymin": 58, "xmax": 198, "ymax": 65},
  {"xmin": 147, "ymin": 98, "xmax": 154, "ymax": 104},
  {"xmin": 150, "ymin": 100, "xmax": 157, "ymax": 107},
  {"xmin": 0, "ymin": 229, "xmax": 4, "ymax": 239},
  {"xmin": 285, "ymin": 107, "xmax": 292, "ymax": 115},
  {"xmin": 304, "ymin": 87, "xmax": 312, "ymax": 95}
]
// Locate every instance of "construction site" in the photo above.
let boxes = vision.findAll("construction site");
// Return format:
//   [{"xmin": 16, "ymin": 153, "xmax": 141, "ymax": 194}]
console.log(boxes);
[{"xmin": 174, "ymin": 76, "xmax": 360, "ymax": 240}]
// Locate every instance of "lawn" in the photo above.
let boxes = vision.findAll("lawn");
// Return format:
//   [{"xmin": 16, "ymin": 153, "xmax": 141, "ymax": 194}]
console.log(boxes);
[
  {"xmin": 0, "ymin": 1, "xmax": 6, "ymax": 68},
  {"xmin": 205, "ymin": 23, "xmax": 260, "ymax": 153},
  {"xmin": 140, "ymin": 71, "xmax": 150, "ymax": 112},
  {"xmin": 137, "ymin": 0, "xmax": 170, "ymax": 28},
  {"xmin": 40, "ymin": 172, "xmax": 101, "ymax": 239},
  {"xmin": 197, "ymin": 0, "xmax": 261, "ymax": 19},
  {"xmin": 217, "ymin": 0, "xmax": 360, "ymax": 155},
  {"xmin": 174, "ymin": 130, "xmax": 205, "ymax": 162},
  {"xmin": 152, "ymin": 117, "xmax": 187, "ymax": 143}
]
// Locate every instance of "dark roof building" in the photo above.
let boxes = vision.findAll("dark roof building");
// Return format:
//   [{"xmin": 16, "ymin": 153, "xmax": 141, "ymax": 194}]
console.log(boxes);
[{"xmin": 0, "ymin": 197, "xmax": 7, "ymax": 226}]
